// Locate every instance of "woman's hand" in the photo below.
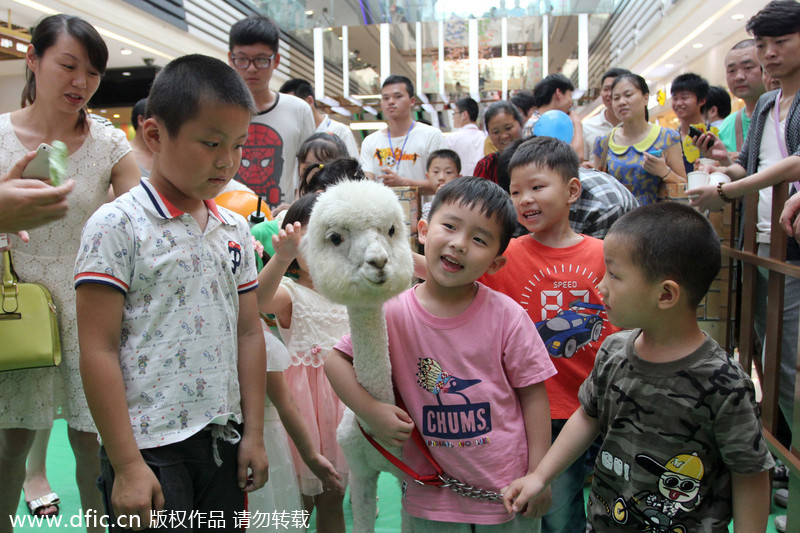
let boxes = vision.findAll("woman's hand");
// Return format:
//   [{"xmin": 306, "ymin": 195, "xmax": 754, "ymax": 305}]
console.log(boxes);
[
  {"xmin": 642, "ymin": 152, "xmax": 669, "ymax": 179},
  {"xmin": 687, "ymin": 184, "xmax": 725, "ymax": 211},
  {"xmin": 693, "ymin": 133, "xmax": 733, "ymax": 165}
]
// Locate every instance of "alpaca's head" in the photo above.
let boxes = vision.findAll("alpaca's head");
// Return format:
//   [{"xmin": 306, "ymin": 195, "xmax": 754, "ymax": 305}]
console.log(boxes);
[{"xmin": 301, "ymin": 180, "xmax": 413, "ymax": 307}]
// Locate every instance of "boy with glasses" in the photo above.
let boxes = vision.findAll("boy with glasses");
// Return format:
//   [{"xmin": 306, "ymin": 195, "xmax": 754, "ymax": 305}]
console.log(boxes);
[{"xmin": 228, "ymin": 15, "xmax": 315, "ymax": 212}]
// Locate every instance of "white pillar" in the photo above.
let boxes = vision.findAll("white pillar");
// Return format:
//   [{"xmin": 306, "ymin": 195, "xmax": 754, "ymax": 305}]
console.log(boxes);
[
  {"xmin": 438, "ymin": 20, "xmax": 445, "ymax": 98},
  {"xmin": 501, "ymin": 17, "xmax": 508, "ymax": 100},
  {"xmin": 342, "ymin": 25, "xmax": 350, "ymax": 98},
  {"xmin": 578, "ymin": 13, "xmax": 588, "ymax": 91},
  {"xmin": 313, "ymin": 27, "xmax": 324, "ymax": 100},
  {"xmin": 542, "ymin": 15, "xmax": 549, "ymax": 78},
  {"xmin": 469, "ymin": 19, "xmax": 479, "ymax": 101},
  {"xmin": 416, "ymin": 21, "xmax": 422, "ymax": 96},
  {"xmin": 380, "ymin": 23, "xmax": 390, "ymax": 82}
]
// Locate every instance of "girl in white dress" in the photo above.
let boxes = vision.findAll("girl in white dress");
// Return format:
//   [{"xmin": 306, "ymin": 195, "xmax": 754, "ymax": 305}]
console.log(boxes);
[
  {"xmin": 256, "ymin": 194, "xmax": 351, "ymax": 533},
  {"xmin": 0, "ymin": 14, "xmax": 139, "ymax": 528}
]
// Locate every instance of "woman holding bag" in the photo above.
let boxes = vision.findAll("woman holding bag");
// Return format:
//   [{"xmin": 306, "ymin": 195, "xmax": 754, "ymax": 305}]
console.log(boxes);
[
  {"xmin": 0, "ymin": 14, "xmax": 138, "ymax": 530},
  {"xmin": 591, "ymin": 73, "xmax": 686, "ymax": 204}
]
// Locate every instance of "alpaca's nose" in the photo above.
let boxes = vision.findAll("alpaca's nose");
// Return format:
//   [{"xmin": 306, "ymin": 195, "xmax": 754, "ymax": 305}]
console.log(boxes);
[{"xmin": 368, "ymin": 256, "xmax": 387, "ymax": 270}]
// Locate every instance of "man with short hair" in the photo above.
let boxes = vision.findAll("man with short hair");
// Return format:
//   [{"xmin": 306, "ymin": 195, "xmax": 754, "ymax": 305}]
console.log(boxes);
[
  {"xmin": 523, "ymin": 73, "xmax": 583, "ymax": 157},
  {"xmin": 581, "ymin": 67, "xmax": 630, "ymax": 161},
  {"xmin": 671, "ymin": 72, "xmax": 709, "ymax": 138},
  {"xmin": 228, "ymin": 15, "xmax": 316, "ymax": 210},
  {"xmin": 279, "ymin": 78, "xmax": 359, "ymax": 158},
  {"xmin": 718, "ymin": 39, "xmax": 767, "ymax": 155},
  {"xmin": 359, "ymin": 75, "xmax": 446, "ymax": 194},
  {"xmin": 510, "ymin": 90, "xmax": 537, "ymax": 120},
  {"xmin": 446, "ymin": 97, "xmax": 486, "ymax": 176},
  {"xmin": 703, "ymin": 85, "xmax": 732, "ymax": 128}
]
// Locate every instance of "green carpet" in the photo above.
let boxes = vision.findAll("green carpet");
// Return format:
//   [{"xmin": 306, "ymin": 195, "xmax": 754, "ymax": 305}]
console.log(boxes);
[{"xmin": 11, "ymin": 420, "xmax": 783, "ymax": 531}]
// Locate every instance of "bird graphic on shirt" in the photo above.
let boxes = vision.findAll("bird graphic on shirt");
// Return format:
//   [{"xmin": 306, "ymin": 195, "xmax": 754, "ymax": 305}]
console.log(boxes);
[{"xmin": 416, "ymin": 357, "xmax": 481, "ymax": 404}]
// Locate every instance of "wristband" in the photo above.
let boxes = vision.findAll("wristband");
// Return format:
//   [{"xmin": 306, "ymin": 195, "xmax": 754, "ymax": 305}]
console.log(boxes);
[
  {"xmin": 659, "ymin": 169, "xmax": 670, "ymax": 180},
  {"xmin": 717, "ymin": 182, "xmax": 734, "ymax": 203}
]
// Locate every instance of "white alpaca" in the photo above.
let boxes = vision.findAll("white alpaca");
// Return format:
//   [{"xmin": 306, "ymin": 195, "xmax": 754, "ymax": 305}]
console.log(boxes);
[{"xmin": 300, "ymin": 180, "xmax": 413, "ymax": 532}]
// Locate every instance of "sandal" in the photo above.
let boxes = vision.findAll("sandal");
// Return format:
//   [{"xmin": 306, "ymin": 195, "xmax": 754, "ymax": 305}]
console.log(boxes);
[{"xmin": 26, "ymin": 492, "xmax": 60, "ymax": 517}]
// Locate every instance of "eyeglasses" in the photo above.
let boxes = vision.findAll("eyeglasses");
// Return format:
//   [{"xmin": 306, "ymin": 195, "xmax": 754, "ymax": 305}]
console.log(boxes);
[{"xmin": 231, "ymin": 54, "xmax": 275, "ymax": 70}]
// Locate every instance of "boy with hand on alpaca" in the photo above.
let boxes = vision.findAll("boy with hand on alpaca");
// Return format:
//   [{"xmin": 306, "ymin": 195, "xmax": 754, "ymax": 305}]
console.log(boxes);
[
  {"xmin": 421, "ymin": 148, "xmax": 462, "ymax": 220},
  {"xmin": 326, "ymin": 177, "xmax": 556, "ymax": 530},
  {"xmin": 480, "ymin": 137, "xmax": 616, "ymax": 533},
  {"xmin": 75, "ymin": 55, "xmax": 268, "ymax": 531},
  {"xmin": 503, "ymin": 202, "xmax": 774, "ymax": 532}
]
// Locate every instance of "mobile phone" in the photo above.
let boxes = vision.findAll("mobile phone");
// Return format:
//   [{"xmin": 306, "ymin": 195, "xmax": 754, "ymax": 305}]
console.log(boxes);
[
  {"xmin": 647, "ymin": 149, "xmax": 662, "ymax": 157},
  {"xmin": 688, "ymin": 125, "xmax": 715, "ymax": 148},
  {"xmin": 21, "ymin": 143, "xmax": 53, "ymax": 180}
]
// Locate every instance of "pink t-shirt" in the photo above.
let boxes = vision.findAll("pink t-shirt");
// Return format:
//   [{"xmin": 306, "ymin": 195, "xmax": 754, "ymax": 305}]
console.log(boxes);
[{"xmin": 334, "ymin": 283, "xmax": 556, "ymax": 524}]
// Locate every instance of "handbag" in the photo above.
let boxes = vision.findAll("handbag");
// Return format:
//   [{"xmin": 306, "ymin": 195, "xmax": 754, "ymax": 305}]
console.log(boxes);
[{"xmin": 0, "ymin": 250, "xmax": 61, "ymax": 371}]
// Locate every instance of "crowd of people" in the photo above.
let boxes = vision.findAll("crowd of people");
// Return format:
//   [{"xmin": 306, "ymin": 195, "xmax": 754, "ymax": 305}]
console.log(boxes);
[{"xmin": 0, "ymin": 1, "xmax": 798, "ymax": 532}]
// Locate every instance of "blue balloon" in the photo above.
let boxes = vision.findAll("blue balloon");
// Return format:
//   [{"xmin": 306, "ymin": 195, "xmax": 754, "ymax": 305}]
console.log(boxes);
[{"xmin": 532, "ymin": 110, "xmax": 574, "ymax": 143}]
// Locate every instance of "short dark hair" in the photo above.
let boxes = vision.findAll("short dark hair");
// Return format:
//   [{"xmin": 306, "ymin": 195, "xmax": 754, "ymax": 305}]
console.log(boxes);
[
  {"xmin": 608, "ymin": 202, "xmax": 721, "ymax": 309},
  {"xmin": 496, "ymin": 138, "xmax": 525, "ymax": 193},
  {"xmin": 601, "ymin": 67, "xmax": 631, "ymax": 85},
  {"xmin": 146, "ymin": 54, "xmax": 256, "ymax": 137},
  {"xmin": 280, "ymin": 78, "xmax": 315, "ymax": 104},
  {"xmin": 454, "ymin": 97, "xmax": 479, "ymax": 122},
  {"xmin": 484, "ymin": 101, "xmax": 525, "ymax": 130},
  {"xmin": 427, "ymin": 149, "xmax": 461, "ymax": 173},
  {"xmin": 297, "ymin": 133, "xmax": 348, "ymax": 195},
  {"xmin": 533, "ymin": 74, "xmax": 574, "ymax": 107},
  {"xmin": 131, "ymin": 98, "xmax": 147, "ymax": 132},
  {"xmin": 747, "ymin": 0, "xmax": 800, "ymax": 37},
  {"xmin": 507, "ymin": 136, "xmax": 579, "ymax": 183},
  {"xmin": 510, "ymin": 90, "xmax": 537, "ymax": 116},
  {"xmin": 304, "ymin": 157, "xmax": 367, "ymax": 195},
  {"xmin": 229, "ymin": 15, "xmax": 280, "ymax": 52},
  {"xmin": 427, "ymin": 176, "xmax": 518, "ymax": 255},
  {"xmin": 382, "ymin": 75, "xmax": 414, "ymax": 98},
  {"xmin": 704, "ymin": 86, "xmax": 732, "ymax": 119},
  {"xmin": 670, "ymin": 73, "xmax": 709, "ymax": 102}
]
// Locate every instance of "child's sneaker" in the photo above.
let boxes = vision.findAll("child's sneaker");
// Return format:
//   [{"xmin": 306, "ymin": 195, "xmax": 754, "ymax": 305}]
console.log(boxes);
[
  {"xmin": 773, "ymin": 488, "xmax": 788, "ymax": 508},
  {"xmin": 774, "ymin": 463, "xmax": 790, "ymax": 489},
  {"xmin": 774, "ymin": 514, "xmax": 786, "ymax": 533}
]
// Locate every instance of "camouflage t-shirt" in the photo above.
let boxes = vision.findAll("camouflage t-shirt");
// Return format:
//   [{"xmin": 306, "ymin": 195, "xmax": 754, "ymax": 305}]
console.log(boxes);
[{"xmin": 579, "ymin": 329, "xmax": 773, "ymax": 532}]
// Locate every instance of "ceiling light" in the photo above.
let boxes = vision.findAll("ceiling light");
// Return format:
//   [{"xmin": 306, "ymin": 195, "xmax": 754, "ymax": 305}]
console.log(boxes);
[
  {"xmin": 122, "ymin": 71, "xmax": 131, "ymax": 76},
  {"xmin": 100, "ymin": 109, "xmax": 108, "ymax": 114},
  {"xmin": 112, "ymin": 114, "xmax": 120, "ymax": 118},
  {"xmin": 664, "ymin": 63, "xmax": 673, "ymax": 69},
  {"xmin": 120, "ymin": 48, "xmax": 132, "ymax": 55},
  {"xmin": 352, "ymin": 94, "xmax": 381, "ymax": 100},
  {"xmin": 338, "ymin": 36, "xmax": 343, "ymax": 41},
  {"xmin": 731, "ymin": 13, "xmax": 745, "ymax": 20},
  {"xmin": 692, "ymin": 43, "xmax": 704, "ymax": 49},
  {"xmin": 305, "ymin": 10, "xmax": 314, "ymax": 15}
]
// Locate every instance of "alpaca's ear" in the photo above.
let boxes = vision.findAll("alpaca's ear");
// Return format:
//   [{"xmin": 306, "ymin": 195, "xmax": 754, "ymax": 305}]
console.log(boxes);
[{"xmin": 484, "ymin": 255, "xmax": 507, "ymax": 275}]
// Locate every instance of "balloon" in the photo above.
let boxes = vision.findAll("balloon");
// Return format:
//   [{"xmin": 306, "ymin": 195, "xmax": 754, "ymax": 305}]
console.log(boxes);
[
  {"xmin": 215, "ymin": 190, "xmax": 272, "ymax": 220},
  {"xmin": 532, "ymin": 110, "xmax": 574, "ymax": 143}
]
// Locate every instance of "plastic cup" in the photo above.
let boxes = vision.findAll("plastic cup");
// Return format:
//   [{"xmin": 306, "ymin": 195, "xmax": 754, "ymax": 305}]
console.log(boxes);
[
  {"xmin": 687, "ymin": 171, "xmax": 709, "ymax": 190},
  {"xmin": 709, "ymin": 172, "xmax": 731, "ymax": 187}
]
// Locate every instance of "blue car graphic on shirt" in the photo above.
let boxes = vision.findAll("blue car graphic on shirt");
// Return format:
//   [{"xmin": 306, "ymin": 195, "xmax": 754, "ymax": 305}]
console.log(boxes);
[{"xmin": 535, "ymin": 300, "xmax": 606, "ymax": 358}]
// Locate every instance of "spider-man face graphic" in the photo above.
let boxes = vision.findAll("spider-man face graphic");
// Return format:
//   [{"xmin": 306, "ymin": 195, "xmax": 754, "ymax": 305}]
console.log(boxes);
[{"xmin": 235, "ymin": 123, "xmax": 285, "ymax": 207}]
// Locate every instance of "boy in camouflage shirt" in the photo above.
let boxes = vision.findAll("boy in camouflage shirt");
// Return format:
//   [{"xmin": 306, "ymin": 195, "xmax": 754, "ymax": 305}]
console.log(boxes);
[{"xmin": 502, "ymin": 202, "xmax": 773, "ymax": 532}]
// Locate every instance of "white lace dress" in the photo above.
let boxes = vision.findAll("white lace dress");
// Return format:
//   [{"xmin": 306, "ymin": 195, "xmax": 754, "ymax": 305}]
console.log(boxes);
[
  {"xmin": 0, "ymin": 113, "xmax": 131, "ymax": 432},
  {"xmin": 247, "ymin": 324, "xmax": 303, "ymax": 530}
]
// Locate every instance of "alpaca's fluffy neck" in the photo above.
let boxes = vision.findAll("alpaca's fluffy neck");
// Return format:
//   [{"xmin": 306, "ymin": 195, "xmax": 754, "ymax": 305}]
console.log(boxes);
[{"xmin": 347, "ymin": 306, "xmax": 395, "ymax": 405}]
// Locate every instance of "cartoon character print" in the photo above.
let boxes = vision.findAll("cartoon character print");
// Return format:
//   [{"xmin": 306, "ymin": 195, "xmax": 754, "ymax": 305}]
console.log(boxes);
[
  {"xmin": 191, "ymin": 254, "xmax": 201, "ymax": 273},
  {"xmin": 373, "ymin": 148, "xmax": 420, "ymax": 169},
  {"xmin": 140, "ymin": 415, "xmax": 150, "ymax": 435},
  {"xmin": 608, "ymin": 452, "xmax": 704, "ymax": 533},
  {"xmin": 235, "ymin": 123, "xmax": 284, "ymax": 206},
  {"xmin": 120, "ymin": 327, "xmax": 130, "ymax": 348},
  {"xmin": 162, "ymin": 229, "xmax": 177, "ymax": 248},
  {"xmin": 175, "ymin": 347, "xmax": 187, "ymax": 368},
  {"xmin": 416, "ymin": 357, "xmax": 490, "ymax": 439},
  {"xmin": 210, "ymin": 280, "xmax": 219, "ymax": 301},
  {"xmin": 90, "ymin": 232, "xmax": 103, "ymax": 253},
  {"xmin": 137, "ymin": 354, "xmax": 149, "ymax": 374},
  {"xmin": 142, "ymin": 294, "xmax": 152, "ymax": 313},
  {"xmin": 175, "ymin": 286, "xmax": 187, "ymax": 306},
  {"xmin": 228, "ymin": 241, "xmax": 242, "ymax": 275},
  {"xmin": 178, "ymin": 409, "xmax": 190, "ymax": 429},
  {"xmin": 196, "ymin": 377, "xmax": 207, "ymax": 397},
  {"xmin": 194, "ymin": 315, "xmax": 205, "ymax": 336}
]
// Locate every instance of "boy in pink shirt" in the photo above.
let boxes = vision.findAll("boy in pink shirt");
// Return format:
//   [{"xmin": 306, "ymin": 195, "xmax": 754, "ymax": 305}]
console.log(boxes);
[{"xmin": 326, "ymin": 177, "xmax": 556, "ymax": 530}]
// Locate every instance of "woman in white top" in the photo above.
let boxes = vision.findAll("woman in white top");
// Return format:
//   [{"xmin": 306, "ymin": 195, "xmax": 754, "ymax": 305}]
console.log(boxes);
[{"xmin": 0, "ymin": 14, "xmax": 139, "ymax": 529}]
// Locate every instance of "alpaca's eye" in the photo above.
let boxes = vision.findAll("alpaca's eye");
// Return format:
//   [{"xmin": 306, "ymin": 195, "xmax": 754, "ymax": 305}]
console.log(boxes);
[
  {"xmin": 329, "ymin": 233, "xmax": 343, "ymax": 246},
  {"xmin": 388, "ymin": 225, "xmax": 395, "ymax": 237}
]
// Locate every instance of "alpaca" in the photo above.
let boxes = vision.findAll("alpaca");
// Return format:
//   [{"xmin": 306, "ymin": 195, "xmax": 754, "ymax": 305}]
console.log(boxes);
[{"xmin": 300, "ymin": 180, "xmax": 413, "ymax": 532}]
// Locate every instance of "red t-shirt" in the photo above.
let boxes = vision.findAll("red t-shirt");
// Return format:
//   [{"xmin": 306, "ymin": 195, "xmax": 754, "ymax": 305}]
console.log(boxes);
[{"xmin": 480, "ymin": 234, "xmax": 617, "ymax": 419}]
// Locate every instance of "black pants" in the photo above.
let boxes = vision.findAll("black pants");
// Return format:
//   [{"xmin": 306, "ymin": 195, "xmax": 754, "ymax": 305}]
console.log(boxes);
[{"xmin": 97, "ymin": 425, "xmax": 245, "ymax": 532}]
